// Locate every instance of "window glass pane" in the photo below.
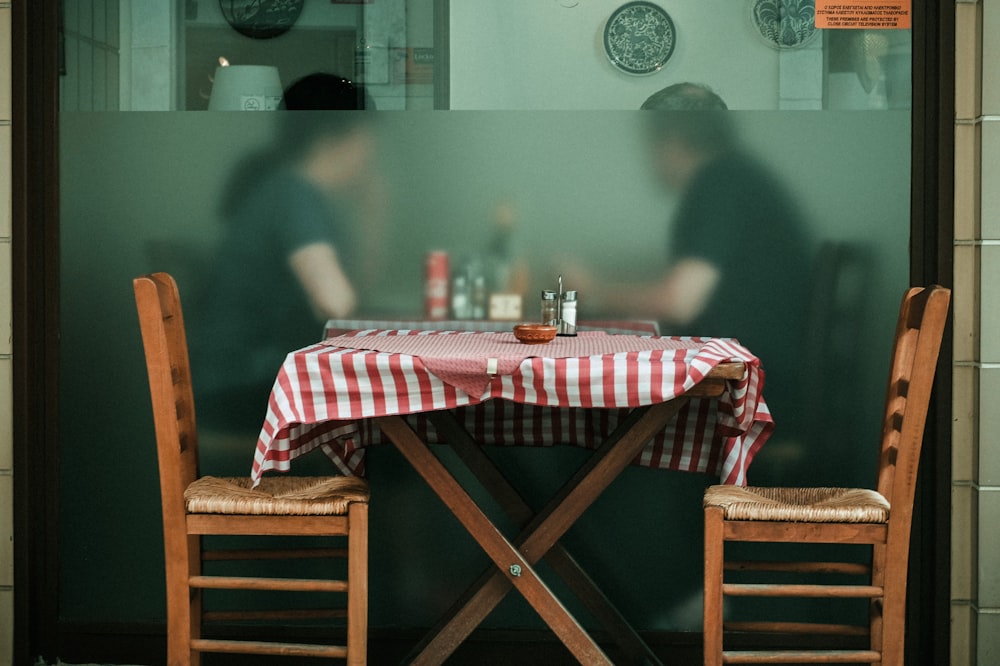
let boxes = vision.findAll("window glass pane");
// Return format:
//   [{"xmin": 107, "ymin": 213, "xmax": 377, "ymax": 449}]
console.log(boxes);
[{"xmin": 58, "ymin": 0, "xmax": 912, "ymax": 634}]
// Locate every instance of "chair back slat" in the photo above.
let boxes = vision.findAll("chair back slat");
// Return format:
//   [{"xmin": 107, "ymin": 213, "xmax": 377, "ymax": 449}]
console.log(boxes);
[
  {"xmin": 134, "ymin": 273, "xmax": 201, "ymax": 523},
  {"xmin": 875, "ymin": 286, "xmax": 950, "ymax": 533}
]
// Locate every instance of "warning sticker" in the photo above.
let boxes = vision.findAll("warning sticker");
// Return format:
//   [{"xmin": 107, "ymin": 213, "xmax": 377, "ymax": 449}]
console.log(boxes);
[{"xmin": 815, "ymin": 0, "xmax": 911, "ymax": 29}]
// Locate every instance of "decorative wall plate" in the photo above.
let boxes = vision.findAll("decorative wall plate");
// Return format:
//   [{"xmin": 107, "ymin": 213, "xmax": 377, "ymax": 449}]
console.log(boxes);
[
  {"xmin": 603, "ymin": 2, "xmax": 677, "ymax": 76},
  {"xmin": 749, "ymin": 0, "xmax": 818, "ymax": 50},
  {"xmin": 219, "ymin": 0, "xmax": 305, "ymax": 40}
]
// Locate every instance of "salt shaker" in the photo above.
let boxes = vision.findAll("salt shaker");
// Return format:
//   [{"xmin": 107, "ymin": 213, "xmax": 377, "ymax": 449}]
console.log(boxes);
[
  {"xmin": 559, "ymin": 290, "xmax": 577, "ymax": 336},
  {"xmin": 541, "ymin": 290, "xmax": 559, "ymax": 326}
]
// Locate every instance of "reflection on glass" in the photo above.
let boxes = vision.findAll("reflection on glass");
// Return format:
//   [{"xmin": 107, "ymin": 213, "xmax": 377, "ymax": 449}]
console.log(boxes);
[{"xmin": 826, "ymin": 29, "xmax": 913, "ymax": 110}]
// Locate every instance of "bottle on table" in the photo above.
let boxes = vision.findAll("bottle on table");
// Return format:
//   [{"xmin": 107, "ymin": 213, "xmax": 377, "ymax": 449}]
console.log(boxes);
[{"xmin": 541, "ymin": 290, "xmax": 559, "ymax": 326}]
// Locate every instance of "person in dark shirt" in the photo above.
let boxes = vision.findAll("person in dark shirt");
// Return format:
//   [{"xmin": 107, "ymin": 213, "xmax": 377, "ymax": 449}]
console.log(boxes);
[
  {"xmin": 578, "ymin": 83, "xmax": 811, "ymax": 443},
  {"xmin": 191, "ymin": 74, "xmax": 379, "ymax": 433}
]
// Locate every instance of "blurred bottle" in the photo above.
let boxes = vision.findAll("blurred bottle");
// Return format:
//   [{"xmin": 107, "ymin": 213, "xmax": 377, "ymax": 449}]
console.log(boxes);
[
  {"xmin": 451, "ymin": 273, "xmax": 471, "ymax": 319},
  {"xmin": 425, "ymin": 250, "xmax": 449, "ymax": 320},
  {"xmin": 487, "ymin": 201, "xmax": 516, "ymax": 293},
  {"xmin": 485, "ymin": 199, "xmax": 531, "ymax": 313},
  {"xmin": 471, "ymin": 273, "xmax": 488, "ymax": 319}
]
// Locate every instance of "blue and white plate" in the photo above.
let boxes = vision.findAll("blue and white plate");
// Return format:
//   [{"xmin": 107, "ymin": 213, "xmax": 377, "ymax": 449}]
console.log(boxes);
[
  {"xmin": 603, "ymin": 2, "xmax": 677, "ymax": 76},
  {"xmin": 749, "ymin": 0, "xmax": 818, "ymax": 50}
]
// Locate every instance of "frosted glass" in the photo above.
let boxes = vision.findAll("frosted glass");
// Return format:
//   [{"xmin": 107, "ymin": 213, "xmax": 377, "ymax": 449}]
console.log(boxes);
[{"xmin": 59, "ymin": 109, "xmax": 909, "ymax": 628}]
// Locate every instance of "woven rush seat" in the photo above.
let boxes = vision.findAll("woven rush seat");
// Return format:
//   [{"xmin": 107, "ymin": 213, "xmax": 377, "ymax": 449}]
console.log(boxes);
[
  {"xmin": 185, "ymin": 475, "xmax": 371, "ymax": 516},
  {"xmin": 704, "ymin": 485, "xmax": 890, "ymax": 523}
]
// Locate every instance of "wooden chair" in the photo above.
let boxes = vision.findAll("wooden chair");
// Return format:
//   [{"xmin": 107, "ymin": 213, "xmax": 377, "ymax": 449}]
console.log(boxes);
[
  {"xmin": 702, "ymin": 285, "xmax": 950, "ymax": 665},
  {"xmin": 134, "ymin": 272, "xmax": 369, "ymax": 665}
]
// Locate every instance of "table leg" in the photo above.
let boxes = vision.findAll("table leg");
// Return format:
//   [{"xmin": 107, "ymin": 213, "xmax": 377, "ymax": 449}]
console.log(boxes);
[
  {"xmin": 425, "ymin": 409, "xmax": 663, "ymax": 666},
  {"xmin": 378, "ymin": 399, "xmax": 688, "ymax": 665},
  {"xmin": 376, "ymin": 415, "xmax": 614, "ymax": 666}
]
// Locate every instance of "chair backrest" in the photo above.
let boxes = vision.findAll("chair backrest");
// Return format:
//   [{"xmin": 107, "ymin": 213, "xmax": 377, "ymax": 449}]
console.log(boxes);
[
  {"xmin": 134, "ymin": 272, "xmax": 201, "ymax": 527},
  {"xmin": 875, "ymin": 285, "xmax": 950, "ymax": 544}
]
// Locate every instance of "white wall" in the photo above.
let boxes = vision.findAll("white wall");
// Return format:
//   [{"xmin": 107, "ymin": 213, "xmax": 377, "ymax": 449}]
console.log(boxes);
[{"xmin": 449, "ymin": 0, "xmax": 784, "ymax": 110}]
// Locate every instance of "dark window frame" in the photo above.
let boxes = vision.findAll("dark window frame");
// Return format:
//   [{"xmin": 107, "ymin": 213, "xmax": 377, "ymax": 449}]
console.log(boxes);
[{"xmin": 11, "ymin": 1, "xmax": 953, "ymax": 662}]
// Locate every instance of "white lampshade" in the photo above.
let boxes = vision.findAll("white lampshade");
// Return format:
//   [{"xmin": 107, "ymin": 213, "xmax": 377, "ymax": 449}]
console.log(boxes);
[{"xmin": 208, "ymin": 65, "xmax": 283, "ymax": 111}]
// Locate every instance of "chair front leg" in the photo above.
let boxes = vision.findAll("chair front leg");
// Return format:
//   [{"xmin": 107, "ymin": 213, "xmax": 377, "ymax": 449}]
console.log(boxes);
[
  {"xmin": 346, "ymin": 502, "xmax": 369, "ymax": 666},
  {"xmin": 703, "ymin": 505, "xmax": 725, "ymax": 666}
]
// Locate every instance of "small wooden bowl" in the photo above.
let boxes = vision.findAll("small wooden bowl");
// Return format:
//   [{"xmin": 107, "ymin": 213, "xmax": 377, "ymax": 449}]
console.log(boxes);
[{"xmin": 513, "ymin": 324, "xmax": 558, "ymax": 345}]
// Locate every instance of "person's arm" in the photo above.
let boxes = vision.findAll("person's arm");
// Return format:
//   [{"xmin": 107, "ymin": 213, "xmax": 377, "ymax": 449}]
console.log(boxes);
[
  {"xmin": 592, "ymin": 257, "xmax": 720, "ymax": 325},
  {"xmin": 646, "ymin": 257, "xmax": 720, "ymax": 325},
  {"xmin": 288, "ymin": 242, "xmax": 357, "ymax": 320}
]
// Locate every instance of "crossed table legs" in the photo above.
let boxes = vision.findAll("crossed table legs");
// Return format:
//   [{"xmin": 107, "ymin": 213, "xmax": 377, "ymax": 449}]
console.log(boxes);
[{"xmin": 374, "ymin": 374, "xmax": 728, "ymax": 665}]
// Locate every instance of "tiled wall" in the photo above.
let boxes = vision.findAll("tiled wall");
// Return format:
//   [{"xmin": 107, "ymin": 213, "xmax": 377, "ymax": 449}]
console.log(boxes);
[
  {"xmin": 953, "ymin": 0, "xmax": 1000, "ymax": 663},
  {"xmin": 0, "ymin": 1, "xmax": 12, "ymax": 663}
]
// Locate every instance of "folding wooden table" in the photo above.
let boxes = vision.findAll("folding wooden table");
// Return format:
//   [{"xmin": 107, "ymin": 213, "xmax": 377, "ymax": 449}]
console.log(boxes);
[{"xmin": 252, "ymin": 330, "xmax": 771, "ymax": 664}]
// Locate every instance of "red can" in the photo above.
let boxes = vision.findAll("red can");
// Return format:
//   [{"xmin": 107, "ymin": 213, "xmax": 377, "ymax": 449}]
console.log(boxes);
[{"xmin": 424, "ymin": 250, "xmax": 450, "ymax": 320}]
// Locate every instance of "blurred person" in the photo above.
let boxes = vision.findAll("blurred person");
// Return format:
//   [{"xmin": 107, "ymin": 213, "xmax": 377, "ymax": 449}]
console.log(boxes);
[
  {"xmin": 282, "ymin": 71, "xmax": 376, "ymax": 111},
  {"xmin": 191, "ymin": 74, "xmax": 381, "ymax": 435},
  {"xmin": 571, "ymin": 83, "xmax": 812, "ymax": 443}
]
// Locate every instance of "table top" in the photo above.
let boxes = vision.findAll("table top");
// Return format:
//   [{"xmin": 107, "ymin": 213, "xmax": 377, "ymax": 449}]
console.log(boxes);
[
  {"xmin": 324, "ymin": 318, "xmax": 661, "ymax": 338},
  {"xmin": 253, "ymin": 330, "xmax": 772, "ymax": 486}
]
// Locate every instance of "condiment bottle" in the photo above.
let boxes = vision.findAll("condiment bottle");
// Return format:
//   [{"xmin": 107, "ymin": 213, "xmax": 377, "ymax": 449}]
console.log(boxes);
[
  {"xmin": 471, "ymin": 274, "xmax": 488, "ymax": 319},
  {"xmin": 425, "ymin": 250, "xmax": 449, "ymax": 320},
  {"xmin": 541, "ymin": 290, "xmax": 559, "ymax": 326},
  {"xmin": 451, "ymin": 274, "xmax": 470, "ymax": 319},
  {"xmin": 559, "ymin": 290, "xmax": 577, "ymax": 336}
]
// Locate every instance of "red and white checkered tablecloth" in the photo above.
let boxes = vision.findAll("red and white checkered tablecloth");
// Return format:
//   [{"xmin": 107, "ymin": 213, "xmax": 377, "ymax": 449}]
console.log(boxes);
[{"xmin": 252, "ymin": 331, "xmax": 773, "ymax": 486}]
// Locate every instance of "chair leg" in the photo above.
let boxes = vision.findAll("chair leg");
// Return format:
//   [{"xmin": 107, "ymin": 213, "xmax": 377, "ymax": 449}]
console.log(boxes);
[
  {"xmin": 703, "ymin": 505, "xmax": 725, "ymax": 666},
  {"xmin": 879, "ymin": 551, "xmax": 908, "ymax": 666},
  {"xmin": 166, "ymin": 535, "xmax": 201, "ymax": 666},
  {"xmin": 165, "ymin": 566, "xmax": 196, "ymax": 666},
  {"xmin": 346, "ymin": 502, "xmax": 369, "ymax": 666},
  {"xmin": 188, "ymin": 587, "xmax": 202, "ymax": 666},
  {"xmin": 165, "ymin": 590, "xmax": 189, "ymax": 666},
  {"xmin": 869, "ymin": 543, "xmax": 886, "ymax": 662}
]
